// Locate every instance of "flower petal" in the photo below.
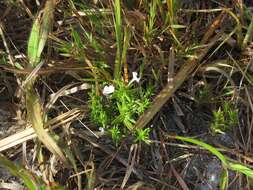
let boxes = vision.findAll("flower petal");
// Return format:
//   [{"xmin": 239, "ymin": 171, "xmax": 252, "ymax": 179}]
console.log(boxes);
[
  {"xmin": 129, "ymin": 72, "xmax": 141, "ymax": 85},
  {"xmin": 102, "ymin": 85, "xmax": 115, "ymax": 95}
]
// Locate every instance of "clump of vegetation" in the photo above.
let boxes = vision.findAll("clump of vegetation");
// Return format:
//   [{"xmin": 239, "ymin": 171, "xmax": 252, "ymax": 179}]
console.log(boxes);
[
  {"xmin": 210, "ymin": 102, "xmax": 238, "ymax": 134},
  {"xmin": 89, "ymin": 80, "xmax": 153, "ymax": 145}
]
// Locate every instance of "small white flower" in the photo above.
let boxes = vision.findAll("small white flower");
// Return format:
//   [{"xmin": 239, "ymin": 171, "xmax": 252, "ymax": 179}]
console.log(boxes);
[
  {"xmin": 128, "ymin": 72, "xmax": 141, "ymax": 85},
  {"xmin": 102, "ymin": 84, "xmax": 115, "ymax": 96},
  {"xmin": 99, "ymin": 127, "xmax": 105, "ymax": 134}
]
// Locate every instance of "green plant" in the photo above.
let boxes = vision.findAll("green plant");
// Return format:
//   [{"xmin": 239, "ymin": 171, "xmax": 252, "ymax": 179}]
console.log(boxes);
[
  {"xmin": 166, "ymin": 0, "xmax": 182, "ymax": 47},
  {"xmin": 135, "ymin": 128, "xmax": 151, "ymax": 144},
  {"xmin": 109, "ymin": 126, "xmax": 122, "ymax": 145},
  {"xmin": 88, "ymin": 80, "xmax": 153, "ymax": 144},
  {"xmin": 223, "ymin": 102, "xmax": 239, "ymax": 126},
  {"xmin": 210, "ymin": 102, "xmax": 238, "ymax": 134},
  {"xmin": 211, "ymin": 108, "xmax": 226, "ymax": 133},
  {"xmin": 89, "ymin": 88, "xmax": 108, "ymax": 128},
  {"xmin": 144, "ymin": 0, "xmax": 158, "ymax": 44}
]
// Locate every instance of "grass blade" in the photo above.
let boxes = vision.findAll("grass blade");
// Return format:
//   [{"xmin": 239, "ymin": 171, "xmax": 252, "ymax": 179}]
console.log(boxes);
[
  {"xmin": 113, "ymin": 0, "xmax": 122, "ymax": 80},
  {"xmin": 170, "ymin": 135, "xmax": 253, "ymax": 180},
  {"xmin": 122, "ymin": 26, "xmax": 131, "ymax": 83},
  {"xmin": 27, "ymin": 17, "xmax": 40, "ymax": 67},
  {"xmin": 220, "ymin": 168, "xmax": 228, "ymax": 190},
  {"xmin": 172, "ymin": 135, "xmax": 228, "ymax": 165},
  {"xmin": 0, "ymin": 154, "xmax": 41, "ymax": 190},
  {"xmin": 27, "ymin": 0, "xmax": 54, "ymax": 67},
  {"xmin": 229, "ymin": 163, "xmax": 253, "ymax": 179},
  {"xmin": 26, "ymin": 85, "xmax": 70, "ymax": 166},
  {"xmin": 26, "ymin": 0, "xmax": 70, "ymax": 166},
  {"xmin": 38, "ymin": 0, "xmax": 54, "ymax": 58},
  {"xmin": 242, "ymin": 15, "xmax": 253, "ymax": 50}
]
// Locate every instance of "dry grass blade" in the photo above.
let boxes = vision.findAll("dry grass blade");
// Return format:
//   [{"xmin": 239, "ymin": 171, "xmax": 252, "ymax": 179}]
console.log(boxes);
[
  {"xmin": 0, "ymin": 108, "xmax": 81, "ymax": 152},
  {"xmin": 200, "ymin": 11, "xmax": 226, "ymax": 44},
  {"xmin": 122, "ymin": 27, "xmax": 131, "ymax": 84},
  {"xmin": 71, "ymin": 128, "xmax": 144, "ymax": 180},
  {"xmin": 46, "ymin": 83, "xmax": 91, "ymax": 110},
  {"xmin": 0, "ymin": 21, "xmax": 22, "ymax": 91},
  {"xmin": 0, "ymin": 22, "xmax": 15, "ymax": 67},
  {"xmin": 201, "ymin": 66, "xmax": 237, "ymax": 99},
  {"xmin": 245, "ymin": 87, "xmax": 253, "ymax": 152},
  {"xmin": 134, "ymin": 35, "xmax": 220, "ymax": 130},
  {"xmin": 21, "ymin": 60, "xmax": 44, "ymax": 88},
  {"xmin": 126, "ymin": 181, "xmax": 154, "ymax": 190},
  {"xmin": 170, "ymin": 164, "xmax": 189, "ymax": 190},
  {"xmin": 121, "ymin": 144, "xmax": 138, "ymax": 189},
  {"xmin": 0, "ymin": 64, "xmax": 89, "ymax": 75},
  {"xmin": 0, "ymin": 182, "xmax": 23, "ymax": 190},
  {"xmin": 43, "ymin": 80, "xmax": 98, "ymax": 138},
  {"xmin": 26, "ymin": 71, "xmax": 71, "ymax": 162}
]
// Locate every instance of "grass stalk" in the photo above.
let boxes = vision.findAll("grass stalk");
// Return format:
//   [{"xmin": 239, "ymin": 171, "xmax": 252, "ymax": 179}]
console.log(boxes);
[
  {"xmin": 113, "ymin": 0, "xmax": 122, "ymax": 80},
  {"xmin": 242, "ymin": 15, "xmax": 253, "ymax": 50}
]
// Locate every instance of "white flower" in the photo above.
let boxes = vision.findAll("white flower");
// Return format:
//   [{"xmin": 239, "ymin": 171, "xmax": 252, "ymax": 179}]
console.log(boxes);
[
  {"xmin": 128, "ymin": 72, "xmax": 141, "ymax": 85},
  {"xmin": 102, "ymin": 84, "xmax": 115, "ymax": 96},
  {"xmin": 99, "ymin": 127, "xmax": 105, "ymax": 134}
]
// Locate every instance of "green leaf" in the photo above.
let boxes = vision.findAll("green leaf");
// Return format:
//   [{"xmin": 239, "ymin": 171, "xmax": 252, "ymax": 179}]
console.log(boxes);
[
  {"xmin": 27, "ymin": 17, "xmax": 40, "ymax": 67},
  {"xmin": 229, "ymin": 163, "xmax": 253, "ymax": 179},
  {"xmin": 37, "ymin": 0, "xmax": 54, "ymax": 58},
  {"xmin": 110, "ymin": 126, "xmax": 121, "ymax": 145},
  {"xmin": 27, "ymin": 0, "xmax": 54, "ymax": 68},
  {"xmin": 135, "ymin": 128, "xmax": 150, "ymax": 144},
  {"xmin": 174, "ymin": 136, "xmax": 228, "ymax": 165},
  {"xmin": 72, "ymin": 28, "xmax": 85, "ymax": 49},
  {"xmin": 174, "ymin": 135, "xmax": 253, "ymax": 180},
  {"xmin": 220, "ymin": 168, "xmax": 228, "ymax": 190},
  {"xmin": 170, "ymin": 24, "xmax": 186, "ymax": 29},
  {"xmin": 0, "ymin": 154, "xmax": 41, "ymax": 190}
]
